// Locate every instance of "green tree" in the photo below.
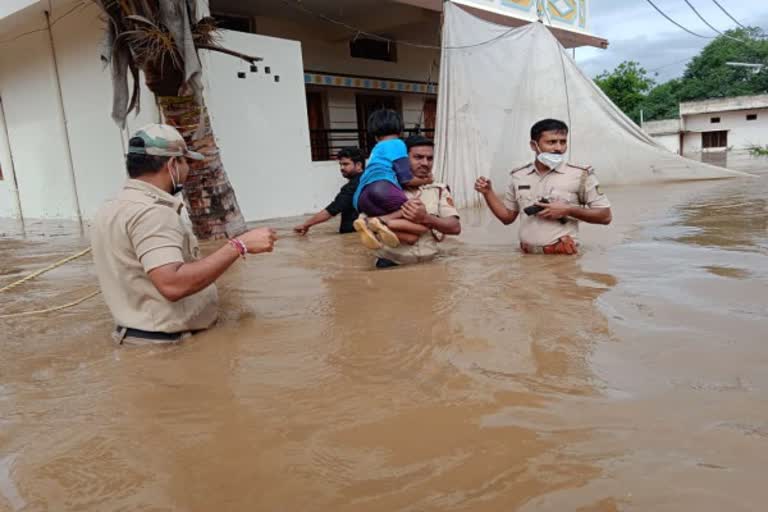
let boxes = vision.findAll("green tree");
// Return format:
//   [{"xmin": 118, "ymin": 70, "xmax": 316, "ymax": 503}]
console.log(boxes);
[
  {"xmin": 641, "ymin": 79, "xmax": 683, "ymax": 122},
  {"xmin": 595, "ymin": 28, "xmax": 768, "ymax": 124},
  {"xmin": 678, "ymin": 27, "xmax": 768, "ymax": 101},
  {"xmin": 594, "ymin": 61, "xmax": 656, "ymax": 123}
]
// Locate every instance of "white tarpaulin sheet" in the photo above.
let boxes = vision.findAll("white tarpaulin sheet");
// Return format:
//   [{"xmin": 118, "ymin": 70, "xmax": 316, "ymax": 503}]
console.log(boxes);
[{"xmin": 435, "ymin": 2, "xmax": 747, "ymax": 207}]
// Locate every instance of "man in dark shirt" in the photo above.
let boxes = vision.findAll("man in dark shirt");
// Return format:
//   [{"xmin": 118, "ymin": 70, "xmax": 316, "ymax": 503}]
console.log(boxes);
[{"xmin": 294, "ymin": 147, "xmax": 365, "ymax": 235}]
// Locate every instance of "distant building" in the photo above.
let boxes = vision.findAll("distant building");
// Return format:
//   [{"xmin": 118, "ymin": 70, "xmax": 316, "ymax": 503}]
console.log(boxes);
[{"xmin": 643, "ymin": 94, "xmax": 768, "ymax": 155}]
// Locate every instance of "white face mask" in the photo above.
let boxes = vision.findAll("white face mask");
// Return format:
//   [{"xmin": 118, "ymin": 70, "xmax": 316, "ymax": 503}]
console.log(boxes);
[
  {"xmin": 534, "ymin": 142, "xmax": 565, "ymax": 170},
  {"xmin": 169, "ymin": 160, "xmax": 184, "ymax": 196}
]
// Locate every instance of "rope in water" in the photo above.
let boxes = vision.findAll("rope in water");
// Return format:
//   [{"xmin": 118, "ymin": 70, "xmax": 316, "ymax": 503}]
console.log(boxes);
[
  {"xmin": 0, "ymin": 247, "xmax": 92, "ymax": 293},
  {"xmin": 0, "ymin": 247, "xmax": 100, "ymax": 319},
  {"xmin": 0, "ymin": 290, "xmax": 100, "ymax": 319}
]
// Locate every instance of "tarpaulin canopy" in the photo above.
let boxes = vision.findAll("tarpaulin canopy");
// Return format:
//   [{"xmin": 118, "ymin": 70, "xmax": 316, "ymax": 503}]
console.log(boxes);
[{"xmin": 435, "ymin": 1, "xmax": 747, "ymax": 207}]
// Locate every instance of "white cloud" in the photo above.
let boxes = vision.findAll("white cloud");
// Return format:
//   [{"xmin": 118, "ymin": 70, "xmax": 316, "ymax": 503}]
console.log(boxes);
[{"xmin": 575, "ymin": 0, "xmax": 767, "ymax": 81}]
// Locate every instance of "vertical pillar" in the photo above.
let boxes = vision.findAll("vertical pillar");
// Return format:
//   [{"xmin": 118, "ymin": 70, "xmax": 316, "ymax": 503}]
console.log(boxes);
[
  {"xmin": 0, "ymin": 96, "xmax": 24, "ymax": 225},
  {"xmin": 45, "ymin": 9, "xmax": 84, "ymax": 229}
]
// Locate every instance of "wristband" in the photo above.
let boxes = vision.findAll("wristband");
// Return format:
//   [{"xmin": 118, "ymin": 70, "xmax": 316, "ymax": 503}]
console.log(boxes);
[{"xmin": 228, "ymin": 238, "xmax": 247, "ymax": 259}]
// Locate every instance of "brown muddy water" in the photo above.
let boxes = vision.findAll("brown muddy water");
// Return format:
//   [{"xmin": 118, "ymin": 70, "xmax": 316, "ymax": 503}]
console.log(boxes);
[{"xmin": 1, "ymin": 152, "xmax": 767, "ymax": 511}]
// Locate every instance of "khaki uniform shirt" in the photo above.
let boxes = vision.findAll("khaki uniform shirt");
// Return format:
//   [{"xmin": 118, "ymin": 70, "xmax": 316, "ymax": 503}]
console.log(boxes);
[
  {"xmin": 376, "ymin": 183, "xmax": 460, "ymax": 265},
  {"xmin": 504, "ymin": 162, "xmax": 611, "ymax": 247},
  {"xmin": 91, "ymin": 179, "xmax": 218, "ymax": 333}
]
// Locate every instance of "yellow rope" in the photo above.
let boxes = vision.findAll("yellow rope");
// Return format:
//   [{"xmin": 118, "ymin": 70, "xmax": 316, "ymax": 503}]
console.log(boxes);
[
  {"xmin": 0, "ymin": 247, "xmax": 92, "ymax": 293},
  {"xmin": 0, "ymin": 290, "xmax": 100, "ymax": 319}
]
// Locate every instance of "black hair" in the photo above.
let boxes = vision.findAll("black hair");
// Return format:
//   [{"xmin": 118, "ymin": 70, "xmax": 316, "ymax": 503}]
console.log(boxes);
[
  {"xmin": 336, "ymin": 146, "xmax": 365, "ymax": 169},
  {"xmin": 126, "ymin": 137, "xmax": 171, "ymax": 178},
  {"xmin": 405, "ymin": 135, "xmax": 434, "ymax": 151},
  {"xmin": 367, "ymin": 109, "xmax": 403, "ymax": 138},
  {"xmin": 530, "ymin": 119, "xmax": 569, "ymax": 142}
]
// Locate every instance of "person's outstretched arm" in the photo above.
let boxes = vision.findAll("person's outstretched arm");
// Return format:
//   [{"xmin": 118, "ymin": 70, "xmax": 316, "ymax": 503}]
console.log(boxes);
[
  {"xmin": 295, "ymin": 180, "xmax": 357, "ymax": 235},
  {"xmin": 475, "ymin": 176, "xmax": 518, "ymax": 225},
  {"xmin": 294, "ymin": 210, "xmax": 333, "ymax": 235},
  {"xmin": 133, "ymin": 209, "xmax": 277, "ymax": 302}
]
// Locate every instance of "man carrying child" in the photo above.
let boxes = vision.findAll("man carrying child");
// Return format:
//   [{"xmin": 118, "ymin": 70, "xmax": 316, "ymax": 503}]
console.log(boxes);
[
  {"xmin": 352, "ymin": 109, "xmax": 434, "ymax": 249},
  {"xmin": 368, "ymin": 135, "xmax": 461, "ymax": 268}
]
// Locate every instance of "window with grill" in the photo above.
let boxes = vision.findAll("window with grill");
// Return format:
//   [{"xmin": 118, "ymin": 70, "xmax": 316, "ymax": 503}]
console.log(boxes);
[
  {"xmin": 350, "ymin": 37, "xmax": 397, "ymax": 62},
  {"xmin": 702, "ymin": 130, "xmax": 728, "ymax": 148},
  {"xmin": 212, "ymin": 13, "xmax": 253, "ymax": 33},
  {"xmin": 747, "ymin": 114, "xmax": 758, "ymax": 121},
  {"xmin": 710, "ymin": 117, "xmax": 721, "ymax": 123}
]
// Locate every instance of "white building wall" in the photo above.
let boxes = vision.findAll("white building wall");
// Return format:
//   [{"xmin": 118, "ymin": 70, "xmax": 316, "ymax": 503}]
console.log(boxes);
[
  {"xmin": 52, "ymin": 2, "xmax": 160, "ymax": 219},
  {"xmin": 682, "ymin": 133, "xmax": 702, "ymax": 155},
  {"xmin": 682, "ymin": 108, "xmax": 768, "ymax": 153},
  {"xmin": 1, "ymin": 6, "xmax": 335, "ymax": 222},
  {"xmin": 0, "ymin": 1, "xmax": 159, "ymax": 220},
  {"xmin": 202, "ymin": 30, "xmax": 343, "ymax": 220},
  {"xmin": 0, "ymin": 27, "xmax": 78, "ymax": 219},
  {"xmin": 650, "ymin": 134, "xmax": 680, "ymax": 154}
]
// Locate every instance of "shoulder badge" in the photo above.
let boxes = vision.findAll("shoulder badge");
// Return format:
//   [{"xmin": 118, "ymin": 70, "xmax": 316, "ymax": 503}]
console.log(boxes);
[
  {"xmin": 153, "ymin": 197, "xmax": 175, "ymax": 208},
  {"xmin": 510, "ymin": 162, "xmax": 534, "ymax": 175},
  {"xmin": 152, "ymin": 195, "xmax": 183, "ymax": 213},
  {"xmin": 567, "ymin": 162, "xmax": 594, "ymax": 174}
]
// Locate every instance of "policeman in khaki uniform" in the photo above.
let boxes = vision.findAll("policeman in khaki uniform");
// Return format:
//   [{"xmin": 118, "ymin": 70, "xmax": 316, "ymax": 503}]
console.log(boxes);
[
  {"xmin": 373, "ymin": 136, "xmax": 461, "ymax": 268},
  {"xmin": 475, "ymin": 119, "xmax": 611, "ymax": 254},
  {"xmin": 91, "ymin": 124, "xmax": 277, "ymax": 345}
]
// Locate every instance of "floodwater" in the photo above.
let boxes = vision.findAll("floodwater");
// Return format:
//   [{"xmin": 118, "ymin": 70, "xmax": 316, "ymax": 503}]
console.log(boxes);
[{"xmin": 1, "ymin": 151, "xmax": 767, "ymax": 511}]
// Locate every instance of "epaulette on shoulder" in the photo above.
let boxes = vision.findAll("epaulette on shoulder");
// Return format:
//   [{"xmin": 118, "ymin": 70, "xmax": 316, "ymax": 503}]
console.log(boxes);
[
  {"xmin": 510, "ymin": 162, "xmax": 533, "ymax": 175},
  {"xmin": 152, "ymin": 196, "xmax": 183, "ymax": 213},
  {"xmin": 567, "ymin": 162, "xmax": 594, "ymax": 173}
]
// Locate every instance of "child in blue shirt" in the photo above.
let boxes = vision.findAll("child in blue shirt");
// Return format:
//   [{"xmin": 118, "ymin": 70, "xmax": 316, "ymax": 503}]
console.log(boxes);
[{"xmin": 352, "ymin": 109, "xmax": 432, "ymax": 249}]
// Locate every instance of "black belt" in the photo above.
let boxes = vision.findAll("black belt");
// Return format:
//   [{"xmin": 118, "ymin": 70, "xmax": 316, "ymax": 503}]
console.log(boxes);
[{"xmin": 116, "ymin": 326, "xmax": 186, "ymax": 341}]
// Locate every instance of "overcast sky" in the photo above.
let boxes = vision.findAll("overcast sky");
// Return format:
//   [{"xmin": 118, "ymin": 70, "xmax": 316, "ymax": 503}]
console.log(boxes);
[
  {"xmin": 575, "ymin": 0, "xmax": 768, "ymax": 83},
  {"xmin": 0, "ymin": 0, "xmax": 37, "ymax": 20}
]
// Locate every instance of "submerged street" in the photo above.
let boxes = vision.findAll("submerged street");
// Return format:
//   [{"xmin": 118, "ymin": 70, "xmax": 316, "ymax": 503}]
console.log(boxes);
[{"xmin": 1, "ymin": 153, "xmax": 765, "ymax": 511}]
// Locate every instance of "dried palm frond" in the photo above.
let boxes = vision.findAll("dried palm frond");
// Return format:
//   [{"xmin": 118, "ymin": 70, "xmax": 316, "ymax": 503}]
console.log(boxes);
[
  {"xmin": 95, "ymin": 0, "xmax": 263, "ymax": 127},
  {"xmin": 121, "ymin": 26, "xmax": 182, "ymax": 70},
  {"xmin": 193, "ymin": 16, "xmax": 221, "ymax": 47}
]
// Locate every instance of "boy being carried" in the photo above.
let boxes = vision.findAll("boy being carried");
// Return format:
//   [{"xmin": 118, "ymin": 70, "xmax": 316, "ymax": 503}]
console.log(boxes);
[{"xmin": 352, "ymin": 109, "xmax": 433, "ymax": 249}]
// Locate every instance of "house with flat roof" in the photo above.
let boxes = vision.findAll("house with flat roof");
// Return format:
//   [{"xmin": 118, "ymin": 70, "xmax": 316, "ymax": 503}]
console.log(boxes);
[{"xmin": 644, "ymin": 94, "xmax": 768, "ymax": 155}]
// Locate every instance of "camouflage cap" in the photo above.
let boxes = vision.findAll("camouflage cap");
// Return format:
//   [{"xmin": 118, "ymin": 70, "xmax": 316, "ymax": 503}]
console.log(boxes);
[{"xmin": 128, "ymin": 123, "xmax": 204, "ymax": 161}]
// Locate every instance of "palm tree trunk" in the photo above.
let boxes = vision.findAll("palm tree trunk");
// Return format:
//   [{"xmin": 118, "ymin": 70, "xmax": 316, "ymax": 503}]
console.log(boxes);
[{"xmin": 158, "ymin": 95, "xmax": 247, "ymax": 240}]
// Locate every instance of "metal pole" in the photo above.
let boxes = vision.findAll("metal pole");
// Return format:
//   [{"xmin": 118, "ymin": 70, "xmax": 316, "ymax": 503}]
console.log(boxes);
[
  {"xmin": 45, "ymin": 9, "xmax": 84, "ymax": 231},
  {"xmin": 640, "ymin": 109, "xmax": 644, "ymax": 126},
  {"xmin": 0, "ymin": 96, "xmax": 24, "ymax": 226}
]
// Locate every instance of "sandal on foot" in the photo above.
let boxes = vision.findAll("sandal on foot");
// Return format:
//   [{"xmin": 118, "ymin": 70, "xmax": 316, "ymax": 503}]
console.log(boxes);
[
  {"xmin": 368, "ymin": 218, "xmax": 400, "ymax": 248},
  {"xmin": 353, "ymin": 218, "xmax": 383, "ymax": 249}
]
